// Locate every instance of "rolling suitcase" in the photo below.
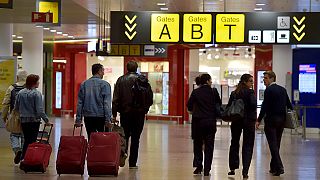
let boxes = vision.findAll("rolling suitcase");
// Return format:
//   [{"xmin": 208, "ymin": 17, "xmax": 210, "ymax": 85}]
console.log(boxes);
[
  {"xmin": 20, "ymin": 124, "xmax": 53, "ymax": 173},
  {"xmin": 56, "ymin": 124, "xmax": 88, "ymax": 176},
  {"xmin": 87, "ymin": 132, "xmax": 121, "ymax": 176}
]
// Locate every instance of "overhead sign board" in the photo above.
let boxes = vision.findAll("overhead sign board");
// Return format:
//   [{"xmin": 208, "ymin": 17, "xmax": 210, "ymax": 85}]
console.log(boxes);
[
  {"xmin": 111, "ymin": 11, "xmax": 320, "ymax": 44},
  {"xmin": 32, "ymin": 12, "xmax": 53, "ymax": 23},
  {"xmin": 108, "ymin": 44, "xmax": 167, "ymax": 58},
  {"xmin": 0, "ymin": 0, "xmax": 13, "ymax": 9},
  {"xmin": 37, "ymin": 0, "xmax": 61, "ymax": 25}
]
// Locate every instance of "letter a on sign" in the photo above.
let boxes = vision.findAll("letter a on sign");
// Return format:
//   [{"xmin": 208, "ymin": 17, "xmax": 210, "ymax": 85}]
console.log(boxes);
[{"xmin": 151, "ymin": 14, "xmax": 179, "ymax": 42}]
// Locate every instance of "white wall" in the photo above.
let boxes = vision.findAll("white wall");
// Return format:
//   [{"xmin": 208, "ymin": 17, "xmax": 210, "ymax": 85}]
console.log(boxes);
[
  {"xmin": 272, "ymin": 45, "xmax": 292, "ymax": 87},
  {"xmin": 86, "ymin": 53, "xmax": 124, "ymax": 96}
]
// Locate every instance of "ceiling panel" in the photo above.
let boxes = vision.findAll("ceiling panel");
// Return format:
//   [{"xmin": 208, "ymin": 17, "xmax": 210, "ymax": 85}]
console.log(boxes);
[{"xmin": 1, "ymin": 0, "xmax": 320, "ymax": 41}]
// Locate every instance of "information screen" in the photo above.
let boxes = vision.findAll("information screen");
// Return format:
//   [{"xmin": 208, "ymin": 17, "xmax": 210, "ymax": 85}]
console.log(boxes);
[{"xmin": 299, "ymin": 64, "xmax": 317, "ymax": 93}]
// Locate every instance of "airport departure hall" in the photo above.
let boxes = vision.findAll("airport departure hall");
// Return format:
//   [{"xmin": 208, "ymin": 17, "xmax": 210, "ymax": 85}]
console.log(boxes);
[{"xmin": 1, "ymin": 0, "xmax": 320, "ymax": 179}]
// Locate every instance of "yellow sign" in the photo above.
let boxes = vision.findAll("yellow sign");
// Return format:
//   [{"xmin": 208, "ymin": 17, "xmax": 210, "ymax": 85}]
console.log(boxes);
[
  {"xmin": 183, "ymin": 14, "xmax": 212, "ymax": 42},
  {"xmin": 293, "ymin": 16, "xmax": 306, "ymax": 42},
  {"xmin": 151, "ymin": 14, "xmax": 180, "ymax": 42},
  {"xmin": 0, "ymin": 0, "xmax": 9, "ymax": 3},
  {"xmin": 130, "ymin": 45, "xmax": 140, "ymax": 56},
  {"xmin": 119, "ymin": 45, "xmax": 130, "ymax": 55},
  {"xmin": 110, "ymin": 45, "xmax": 119, "ymax": 55},
  {"xmin": 0, "ymin": 58, "xmax": 15, "ymax": 110},
  {"xmin": 39, "ymin": 1, "xmax": 59, "ymax": 23},
  {"xmin": 216, "ymin": 14, "xmax": 245, "ymax": 43}
]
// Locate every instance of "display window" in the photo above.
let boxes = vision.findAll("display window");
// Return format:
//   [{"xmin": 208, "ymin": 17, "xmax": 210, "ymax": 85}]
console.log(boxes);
[
  {"xmin": 199, "ymin": 46, "xmax": 255, "ymax": 104},
  {"xmin": 139, "ymin": 61, "xmax": 169, "ymax": 115}
]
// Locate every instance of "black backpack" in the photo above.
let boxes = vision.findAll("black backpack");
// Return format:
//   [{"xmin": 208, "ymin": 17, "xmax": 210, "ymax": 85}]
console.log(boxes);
[
  {"xmin": 10, "ymin": 84, "xmax": 25, "ymax": 113},
  {"xmin": 131, "ymin": 74, "xmax": 153, "ymax": 111}
]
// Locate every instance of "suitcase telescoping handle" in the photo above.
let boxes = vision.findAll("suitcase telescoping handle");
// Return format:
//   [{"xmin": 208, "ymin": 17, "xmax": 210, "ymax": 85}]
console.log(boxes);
[
  {"xmin": 40, "ymin": 123, "xmax": 53, "ymax": 143},
  {"xmin": 73, "ymin": 124, "xmax": 83, "ymax": 136}
]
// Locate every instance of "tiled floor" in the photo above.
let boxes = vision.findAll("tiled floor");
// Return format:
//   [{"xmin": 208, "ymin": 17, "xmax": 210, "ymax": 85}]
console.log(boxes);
[{"xmin": 0, "ymin": 117, "xmax": 320, "ymax": 180}]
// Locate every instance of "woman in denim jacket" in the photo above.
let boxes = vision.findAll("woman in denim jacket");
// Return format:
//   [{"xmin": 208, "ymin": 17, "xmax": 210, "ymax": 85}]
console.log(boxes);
[{"xmin": 14, "ymin": 74, "xmax": 51, "ymax": 161}]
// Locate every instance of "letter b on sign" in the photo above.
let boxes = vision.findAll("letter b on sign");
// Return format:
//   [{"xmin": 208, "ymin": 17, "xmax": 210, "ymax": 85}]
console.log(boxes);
[{"xmin": 183, "ymin": 14, "xmax": 212, "ymax": 42}]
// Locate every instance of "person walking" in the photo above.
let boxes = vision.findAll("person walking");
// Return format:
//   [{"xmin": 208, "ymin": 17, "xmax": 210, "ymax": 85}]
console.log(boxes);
[
  {"xmin": 227, "ymin": 74, "xmax": 257, "ymax": 179},
  {"xmin": 187, "ymin": 73, "xmax": 222, "ymax": 176},
  {"xmin": 256, "ymin": 71, "xmax": 293, "ymax": 176},
  {"xmin": 14, "ymin": 74, "xmax": 51, "ymax": 161},
  {"xmin": 112, "ymin": 61, "xmax": 153, "ymax": 169},
  {"xmin": 1, "ymin": 70, "xmax": 28, "ymax": 164},
  {"xmin": 75, "ymin": 63, "xmax": 112, "ymax": 139}
]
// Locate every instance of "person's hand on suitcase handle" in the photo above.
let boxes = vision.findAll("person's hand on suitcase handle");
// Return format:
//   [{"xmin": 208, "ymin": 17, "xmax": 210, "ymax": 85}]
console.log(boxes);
[{"xmin": 75, "ymin": 122, "xmax": 82, "ymax": 128}]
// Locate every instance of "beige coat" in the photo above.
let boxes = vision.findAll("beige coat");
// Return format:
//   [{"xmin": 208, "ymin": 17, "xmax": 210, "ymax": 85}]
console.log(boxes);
[{"xmin": 1, "ymin": 81, "xmax": 24, "ymax": 133}]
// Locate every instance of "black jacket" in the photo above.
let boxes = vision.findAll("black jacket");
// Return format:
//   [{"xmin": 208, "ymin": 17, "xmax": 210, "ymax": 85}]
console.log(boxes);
[
  {"xmin": 187, "ymin": 85, "xmax": 222, "ymax": 120},
  {"xmin": 258, "ymin": 83, "xmax": 293, "ymax": 122},
  {"xmin": 112, "ymin": 72, "xmax": 152, "ymax": 116},
  {"xmin": 227, "ymin": 88, "xmax": 257, "ymax": 122}
]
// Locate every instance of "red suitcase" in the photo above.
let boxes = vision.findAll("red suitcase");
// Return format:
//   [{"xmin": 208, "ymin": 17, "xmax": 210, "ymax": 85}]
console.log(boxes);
[
  {"xmin": 56, "ymin": 124, "xmax": 88, "ymax": 176},
  {"xmin": 20, "ymin": 124, "xmax": 53, "ymax": 173},
  {"xmin": 87, "ymin": 132, "xmax": 121, "ymax": 176}
]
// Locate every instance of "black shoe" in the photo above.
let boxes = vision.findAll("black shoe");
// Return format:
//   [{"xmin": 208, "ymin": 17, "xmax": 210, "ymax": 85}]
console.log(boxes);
[
  {"xmin": 269, "ymin": 169, "xmax": 275, "ymax": 174},
  {"xmin": 129, "ymin": 165, "xmax": 138, "ymax": 169},
  {"xmin": 228, "ymin": 170, "xmax": 235, "ymax": 175},
  {"xmin": 204, "ymin": 170, "xmax": 210, "ymax": 176},
  {"xmin": 14, "ymin": 151, "xmax": 22, "ymax": 164},
  {"xmin": 272, "ymin": 170, "xmax": 284, "ymax": 176},
  {"xmin": 193, "ymin": 167, "xmax": 203, "ymax": 175},
  {"xmin": 243, "ymin": 174, "xmax": 249, "ymax": 179}
]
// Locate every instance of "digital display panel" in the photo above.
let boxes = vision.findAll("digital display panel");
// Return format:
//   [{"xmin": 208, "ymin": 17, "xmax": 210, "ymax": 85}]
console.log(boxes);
[{"xmin": 299, "ymin": 64, "xmax": 317, "ymax": 93}]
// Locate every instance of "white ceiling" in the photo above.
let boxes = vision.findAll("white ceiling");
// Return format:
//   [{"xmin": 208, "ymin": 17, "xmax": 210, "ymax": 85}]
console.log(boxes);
[{"xmin": 0, "ymin": 0, "xmax": 320, "ymax": 41}]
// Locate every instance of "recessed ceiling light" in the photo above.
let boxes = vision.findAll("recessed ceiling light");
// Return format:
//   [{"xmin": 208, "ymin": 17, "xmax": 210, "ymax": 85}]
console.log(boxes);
[
  {"xmin": 68, "ymin": 35, "xmax": 74, "ymax": 38},
  {"xmin": 57, "ymin": 32, "xmax": 63, "ymax": 34},
  {"xmin": 160, "ymin": 7, "xmax": 168, "ymax": 11},
  {"xmin": 12, "ymin": 34, "xmax": 16, "ymax": 37},
  {"xmin": 63, "ymin": 33, "xmax": 68, "ymax": 36},
  {"xmin": 254, "ymin": 7, "xmax": 263, "ymax": 11},
  {"xmin": 256, "ymin": 3, "xmax": 266, "ymax": 6},
  {"xmin": 43, "ymin": 27, "xmax": 50, "ymax": 30},
  {"xmin": 17, "ymin": 36, "xmax": 23, "ymax": 39},
  {"xmin": 157, "ymin": 2, "xmax": 166, "ymax": 6},
  {"xmin": 50, "ymin": 29, "xmax": 57, "ymax": 32}
]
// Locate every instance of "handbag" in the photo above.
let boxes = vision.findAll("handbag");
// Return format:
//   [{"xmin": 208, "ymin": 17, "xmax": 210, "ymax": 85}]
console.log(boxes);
[
  {"xmin": 212, "ymin": 88, "xmax": 222, "ymax": 118},
  {"xmin": 221, "ymin": 93, "xmax": 245, "ymax": 122},
  {"xmin": 5, "ymin": 110, "xmax": 22, "ymax": 133},
  {"xmin": 285, "ymin": 109, "xmax": 298, "ymax": 129}
]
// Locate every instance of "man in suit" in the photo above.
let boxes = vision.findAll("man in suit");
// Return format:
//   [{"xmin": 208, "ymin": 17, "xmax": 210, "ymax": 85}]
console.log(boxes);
[{"xmin": 256, "ymin": 71, "xmax": 293, "ymax": 176}]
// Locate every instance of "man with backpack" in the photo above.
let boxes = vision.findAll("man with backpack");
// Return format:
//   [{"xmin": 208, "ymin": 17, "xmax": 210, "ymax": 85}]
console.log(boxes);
[
  {"xmin": 112, "ymin": 61, "xmax": 153, "ymax": 169},
  {"xmin": 1, "ymin": 70, "xmax": 28, "ymax": 164}
]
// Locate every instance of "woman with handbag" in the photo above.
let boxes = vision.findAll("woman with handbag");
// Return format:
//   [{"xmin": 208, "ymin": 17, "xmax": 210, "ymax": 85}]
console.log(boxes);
[
  {"xmin": 187, "ymin": 73, "xmax": 222, "ymax": 176},
  {"xmin": 227, "ymin": 74, "xmax": 257, "ymax": 179}
]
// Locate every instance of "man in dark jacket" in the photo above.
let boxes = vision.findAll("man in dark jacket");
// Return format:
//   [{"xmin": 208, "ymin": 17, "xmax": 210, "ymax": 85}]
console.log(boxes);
[
  {"xmin": 112, "ymin": 61, "xmax": 153, "ymax": 169},
  {"xmin": 256, "ymin": 71, "xmax": 293, "ymax": 176}
]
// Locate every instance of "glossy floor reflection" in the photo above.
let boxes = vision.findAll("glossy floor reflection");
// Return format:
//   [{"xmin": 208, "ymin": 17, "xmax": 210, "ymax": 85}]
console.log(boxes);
[{"xmin": 1, "ymin": 117, "xmax": 320, "ymax": 180}]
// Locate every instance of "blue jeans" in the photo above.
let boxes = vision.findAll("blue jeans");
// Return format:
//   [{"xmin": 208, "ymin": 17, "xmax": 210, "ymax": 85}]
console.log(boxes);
[{"xmin": 10, "ymin": 133, "xmax": 24, "ymax": 154}]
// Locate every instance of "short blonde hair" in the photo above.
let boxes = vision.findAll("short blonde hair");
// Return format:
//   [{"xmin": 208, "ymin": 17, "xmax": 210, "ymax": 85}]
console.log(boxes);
[
  {"xmin": 263, "ymin": 71, "xmax": 276, "ymax": 82},
  {"xmin": 17, "ymin": 70, "xmax": 28, "ymax": 81}
]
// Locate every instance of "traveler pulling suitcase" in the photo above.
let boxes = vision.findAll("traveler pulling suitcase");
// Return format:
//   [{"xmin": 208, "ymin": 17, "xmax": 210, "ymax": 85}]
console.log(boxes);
[
  {"xmin": 87, "ymin": 132, "xmax": 121, "ymax": 176},
  {"xmin": 56, "ymin": 124, "xmax": 88, "ymax": 176},
  {"xmin": 20, "ymin": 124, "xmax": 53, "ymax": 173}
]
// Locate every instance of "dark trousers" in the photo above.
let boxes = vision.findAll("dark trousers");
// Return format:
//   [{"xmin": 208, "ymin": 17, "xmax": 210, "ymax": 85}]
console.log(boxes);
[
  {"xmin": 264, "ymin": 117, "xmax": 284, "ymax": 172},
  {"xmin": 84, "ymin": 117, "xmax": 107, "ymax": 140},
  {"xmin": 192, "ymin": 118, "xmax": 217, "ymax": 172},
  {"xmin": 21, "ymin": 122, "xmax": 41, "ymax": 160},
  {"xmin": 120, "ymin": 112, "xmax": 145, "ymax": 167},
  {"xmin": 229, "ymin": 120, "xmax": 255, "ymax": 174}
]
